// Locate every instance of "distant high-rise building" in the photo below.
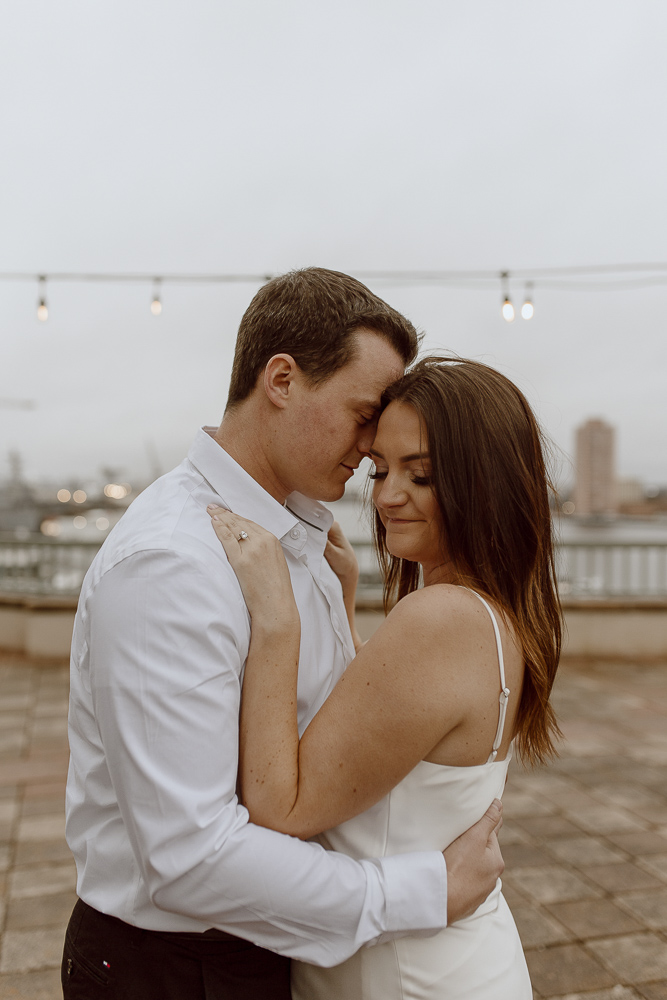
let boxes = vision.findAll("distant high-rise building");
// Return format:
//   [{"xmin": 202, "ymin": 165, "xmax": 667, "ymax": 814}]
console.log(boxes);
[
  {"xmin": 574, "ymin": 418, "xmax": 616, "ymax": 516},
  {"xmin": 615, "ymin": 477, "xmax": 644, "ymax": 507}
]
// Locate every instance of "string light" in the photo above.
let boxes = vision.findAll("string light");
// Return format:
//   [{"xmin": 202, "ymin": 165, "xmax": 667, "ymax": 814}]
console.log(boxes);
[
  {"xmin": 521, "ymin": 282, "xmax": 534, "ymax": 320},
  {"xmin": 36, "ymin": 276, "xmax": 48, "ymax": 321},
  {"xmin": 500, "ymin": 272, "xmax": 514, "ymax": 322},
  {"xmin": 1, "ymin": 263, "xmax": 666, "ymax": 327},
  {"xmin": 150, "ymin": 278, "xmax": 162, "ymax": 316}
]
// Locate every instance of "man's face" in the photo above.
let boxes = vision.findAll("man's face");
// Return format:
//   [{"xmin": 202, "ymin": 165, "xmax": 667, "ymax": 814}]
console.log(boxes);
[{"xmin": 277, "ymin": 330, "xmax": 406, "ymax": 501}]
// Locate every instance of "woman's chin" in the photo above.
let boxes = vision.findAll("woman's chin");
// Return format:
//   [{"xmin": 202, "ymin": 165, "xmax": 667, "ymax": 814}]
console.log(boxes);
[{"xmin": 386, "ymin": 540, "xmax": 419, "ymax": 563}]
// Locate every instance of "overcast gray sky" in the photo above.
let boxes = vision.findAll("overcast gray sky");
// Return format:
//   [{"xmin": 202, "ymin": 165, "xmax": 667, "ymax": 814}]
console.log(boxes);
[{"xmin": 2, "ymin": 0, "xmax": 666, "ymax": 489}]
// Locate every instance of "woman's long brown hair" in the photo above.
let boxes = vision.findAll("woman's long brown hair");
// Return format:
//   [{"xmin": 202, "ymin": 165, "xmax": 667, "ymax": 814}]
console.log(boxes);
[{"xmin": 372, "ymin": 356, "xmax": 562, "ymax": 766}]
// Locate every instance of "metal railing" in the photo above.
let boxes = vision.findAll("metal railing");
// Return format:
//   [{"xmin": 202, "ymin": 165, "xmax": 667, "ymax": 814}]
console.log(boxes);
[
  {"xmin": 556, "ymin": 540, "xmax": 667, "ymax": 599},
  {"xmin": 1, "ymin": 535, "xmax": 667, "ymax": 601},
  {"xmin": 0, "ymin": 536, "xmax": 101, "ymax": 596},
  {"xmin": 346, "ymin": 538, "xmax": 667, "ymax": 601}
]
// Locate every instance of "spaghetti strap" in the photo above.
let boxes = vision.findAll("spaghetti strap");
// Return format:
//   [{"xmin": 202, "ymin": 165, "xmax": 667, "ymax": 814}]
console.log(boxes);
[{"xmin": 462, "ymin": 588, "xmax": 511, "ymax": 763}]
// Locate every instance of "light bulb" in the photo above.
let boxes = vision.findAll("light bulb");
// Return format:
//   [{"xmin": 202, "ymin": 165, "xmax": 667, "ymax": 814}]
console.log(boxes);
[
  {"xmin": 36, "ymin": 275, "xmax": 48, "ymax": 321},
  {"xmin": 521, "ymin": 282, "xmax": 534, "ymax": 320},
  {"xmin": 150, "ymin": 278, "xmax": 162, "ymax": 315},
  {"xmin": 501, "ymin": 298, "xmax": 515, "ymax": 322}
]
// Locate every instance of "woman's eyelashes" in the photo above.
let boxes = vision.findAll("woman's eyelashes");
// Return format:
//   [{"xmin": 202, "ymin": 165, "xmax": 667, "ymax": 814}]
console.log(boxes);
[{"xmin": 368, "ymin": 469, "xmax": 432, "ymax": 486}]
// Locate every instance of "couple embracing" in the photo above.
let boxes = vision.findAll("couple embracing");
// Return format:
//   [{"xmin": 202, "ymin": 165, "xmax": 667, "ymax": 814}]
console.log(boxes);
[{"xmin": 62, "ymin": 267, "xmax": 560, "ymax": 999}]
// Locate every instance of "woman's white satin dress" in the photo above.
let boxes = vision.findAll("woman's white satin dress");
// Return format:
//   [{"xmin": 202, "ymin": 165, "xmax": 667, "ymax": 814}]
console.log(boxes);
[{"xmin": 292, "ymin": 591, "xmax": 532, "ymax": 1000}]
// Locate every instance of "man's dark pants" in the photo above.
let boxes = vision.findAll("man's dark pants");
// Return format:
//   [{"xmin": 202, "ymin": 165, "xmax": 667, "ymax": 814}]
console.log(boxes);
[{"xmin": 62, "ymin": 899, "xmax": 292, "ymax": 999}]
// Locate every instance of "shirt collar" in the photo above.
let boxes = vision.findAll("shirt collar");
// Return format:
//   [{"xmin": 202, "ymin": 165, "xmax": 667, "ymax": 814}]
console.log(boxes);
[
  {"xmin": 188, "ymin": 427, "xmax": 333, "ymax": 544},
  {"xmin": 285, "ymin": 492, "xmax": 334, "ymax": 535}
]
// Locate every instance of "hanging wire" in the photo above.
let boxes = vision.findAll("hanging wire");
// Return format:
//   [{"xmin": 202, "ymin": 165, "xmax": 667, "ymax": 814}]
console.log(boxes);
[{"xmin": 0, "ymin": 261, "xmax": 665, "ymax": 291}]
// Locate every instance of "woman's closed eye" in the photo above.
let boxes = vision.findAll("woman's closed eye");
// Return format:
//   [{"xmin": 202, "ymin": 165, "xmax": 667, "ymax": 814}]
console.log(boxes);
[{"xmin": 369, "ymin": 470, "xmax": 432, "ymax": 486}]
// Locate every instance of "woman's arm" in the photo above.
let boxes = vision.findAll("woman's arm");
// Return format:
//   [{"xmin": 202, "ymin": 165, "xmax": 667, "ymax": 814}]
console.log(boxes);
[
  {"xmin": 207, "ymin": 507, "xmax": 303, "ymax": 823},
  {"xmin": 209, "ymin": 507, "xmax": 475, "ymax": 839}
]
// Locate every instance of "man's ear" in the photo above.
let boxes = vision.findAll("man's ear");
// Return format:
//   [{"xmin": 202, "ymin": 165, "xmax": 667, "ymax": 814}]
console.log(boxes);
[{"xmin": 263, "ymin": 354, "xmax": 299, "ymax": 409}]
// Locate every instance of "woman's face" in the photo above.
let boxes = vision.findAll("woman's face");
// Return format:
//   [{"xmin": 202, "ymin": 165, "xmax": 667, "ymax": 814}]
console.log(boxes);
[{"xmin": 370, "ymin": 401, "xmax": 445, "ymax": 568}]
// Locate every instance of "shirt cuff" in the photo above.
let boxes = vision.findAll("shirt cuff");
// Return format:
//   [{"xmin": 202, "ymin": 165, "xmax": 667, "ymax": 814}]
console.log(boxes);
[{"xmin": 372, "ymin": 850, "xmax": 447, "ymax": 945}]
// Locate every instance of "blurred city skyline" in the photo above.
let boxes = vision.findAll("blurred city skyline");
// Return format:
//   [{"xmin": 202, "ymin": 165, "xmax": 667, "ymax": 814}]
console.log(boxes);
[
  {"xmin": 2, "ymin": 1, "xmax": 666, "ymax": 485},
  {"xmin": 1, "ymin": 389, "xmax": 663, "ymax": 497}
]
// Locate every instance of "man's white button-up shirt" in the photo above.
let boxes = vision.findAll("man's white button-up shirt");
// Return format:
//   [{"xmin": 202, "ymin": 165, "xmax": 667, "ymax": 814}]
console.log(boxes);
[{"xmin": 65, "ymin": 427, "xmax": 447, "ymax": 966}]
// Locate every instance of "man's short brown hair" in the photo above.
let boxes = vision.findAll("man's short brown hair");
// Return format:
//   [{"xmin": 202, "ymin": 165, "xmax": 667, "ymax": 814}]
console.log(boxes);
[{"xmin": 225, "ymin": 267, "xmax": 420, "ymax": 409}]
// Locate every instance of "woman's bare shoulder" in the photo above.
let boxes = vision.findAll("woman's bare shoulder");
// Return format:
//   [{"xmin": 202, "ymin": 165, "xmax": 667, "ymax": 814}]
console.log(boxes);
[{"xmin": 386, "ymin": 584, "xmax": 496, "ymax": 635}]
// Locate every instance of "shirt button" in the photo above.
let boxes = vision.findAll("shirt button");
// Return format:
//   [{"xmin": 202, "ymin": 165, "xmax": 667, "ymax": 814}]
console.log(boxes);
[{"xmin": 290, "ymin": 528, "xmax": 300, "ymax": 539}]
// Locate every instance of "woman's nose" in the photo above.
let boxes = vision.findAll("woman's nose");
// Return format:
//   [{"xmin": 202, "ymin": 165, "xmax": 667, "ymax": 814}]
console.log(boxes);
[{"xmin": 375, "ymin": 478, "xmax": 408, "ymax": 508}]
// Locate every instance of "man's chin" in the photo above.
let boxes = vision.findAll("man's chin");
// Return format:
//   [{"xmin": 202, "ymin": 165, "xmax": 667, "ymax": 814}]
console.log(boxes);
[
  {"xmin": 307, "ymin": 478, "xmax": 348, "ymax": 503},
  {"xmin": 317, "ymin": 483, "xmax": 347, "ymax": 502},
  {"xmin": 297, "ymin": 470, "xmax": 352, "ymax": 503}
]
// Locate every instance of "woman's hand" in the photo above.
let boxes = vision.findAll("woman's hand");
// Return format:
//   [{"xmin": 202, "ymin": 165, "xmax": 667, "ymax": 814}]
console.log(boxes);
[
  {"xmin": 207, "ymin": 506, "xmax": 299, "ymax": 631},
  {"xmin": 325, "ymin": 522, "xmax": 362, "ymax": 652},
  {"xmin": 208, "ymin": 505, "xmax": 302, "ymax": 827},
  {"xmin": 325, "ymin": 521, "xmax": 359, "ymax": 591}
]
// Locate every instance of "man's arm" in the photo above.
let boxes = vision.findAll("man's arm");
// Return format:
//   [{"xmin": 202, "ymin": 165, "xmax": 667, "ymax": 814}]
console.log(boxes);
[{"xmin": 78, "ymin": 547, "xmax": 448, "ymax": 966}]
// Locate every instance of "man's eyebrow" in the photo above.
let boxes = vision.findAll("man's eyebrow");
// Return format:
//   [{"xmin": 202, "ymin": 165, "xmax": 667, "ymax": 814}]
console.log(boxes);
[{"xmin": 368, "ymin": 449, "xmax": 431, "ymax": 462}]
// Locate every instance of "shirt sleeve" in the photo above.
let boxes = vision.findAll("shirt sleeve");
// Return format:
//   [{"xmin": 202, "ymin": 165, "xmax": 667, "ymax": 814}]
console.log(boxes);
[{"xmin": 86, "ymin": 546, "xmax": 447, "ymax": 967}]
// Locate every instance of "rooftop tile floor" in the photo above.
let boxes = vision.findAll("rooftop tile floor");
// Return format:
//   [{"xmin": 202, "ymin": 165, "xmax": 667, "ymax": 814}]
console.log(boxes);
[{"xmin": 0, "ymin": 652, "xmax": 666, "ymax": 999}]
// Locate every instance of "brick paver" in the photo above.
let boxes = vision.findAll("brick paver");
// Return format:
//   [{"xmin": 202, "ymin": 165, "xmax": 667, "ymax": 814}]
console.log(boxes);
[
  {"xmin": 509, "ymin": 658, "xmax": 667, "ymax": 998},
  {"xmin": 0, "ymin": 657, "xmax": 71, "ymax": 997},
  {"xmin": 0, "ymin": 652, "xmax": 666, "ymax": 999}
]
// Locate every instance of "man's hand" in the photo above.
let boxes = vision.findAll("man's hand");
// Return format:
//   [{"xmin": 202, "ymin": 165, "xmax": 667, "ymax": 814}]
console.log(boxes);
[{"xmin": 443, "ymin": 799, "xmax": 504, "ymax": 924}]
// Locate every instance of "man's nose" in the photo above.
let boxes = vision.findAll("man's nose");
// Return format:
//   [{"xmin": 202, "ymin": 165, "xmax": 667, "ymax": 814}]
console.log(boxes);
[{"xmin": 357, "ymin": 423, "xmax": 377, "ymax": 458}]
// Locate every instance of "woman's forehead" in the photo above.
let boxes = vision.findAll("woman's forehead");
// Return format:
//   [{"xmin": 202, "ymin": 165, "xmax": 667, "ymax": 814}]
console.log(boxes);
[{"xmin": 373, "ymin": 402, "xmax": 430, "ymax": 457}]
